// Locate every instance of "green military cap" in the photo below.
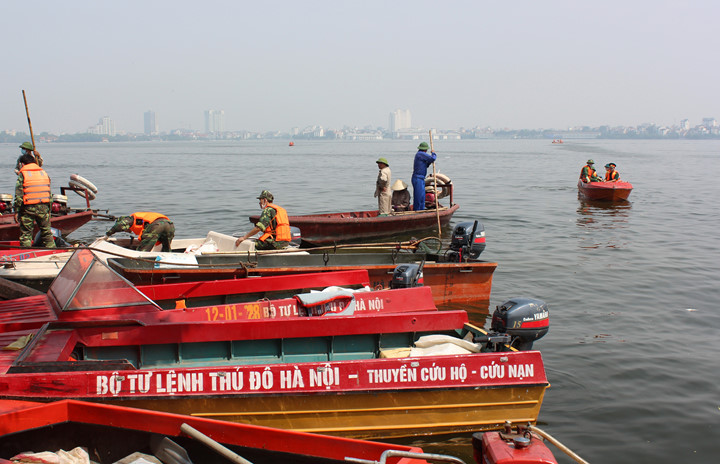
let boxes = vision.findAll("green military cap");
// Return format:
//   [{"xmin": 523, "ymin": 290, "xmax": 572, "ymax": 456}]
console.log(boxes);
[
  {"xmin": 257, "ymin": 190, "xmax": 274, "ymax": 201},
  {"xmin": 376, "ymin": 157, "xmax": 389, "ymax": 166},
  {"xmin": 586, "ymin": 159, "xmax": 595, "ymax": 165},
  {"xmin": 418, "ymin": 142, "xmax": 429, "ymax": 150},
  {"xmin": 19, "ymin": 142, "xmax": 34, "ymax": 150}
]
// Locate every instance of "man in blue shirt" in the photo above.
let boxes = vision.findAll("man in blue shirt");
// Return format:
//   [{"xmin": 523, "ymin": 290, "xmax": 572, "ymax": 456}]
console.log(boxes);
[{"xmin": 412, "ymin": 142, "xmax": 437, "ymax": 211}]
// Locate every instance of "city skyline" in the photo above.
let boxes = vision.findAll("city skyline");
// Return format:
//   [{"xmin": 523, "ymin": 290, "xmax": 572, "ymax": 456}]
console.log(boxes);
[{"xmin": 2, "ymin": 1, "xmax": 718, "ymax": 135}]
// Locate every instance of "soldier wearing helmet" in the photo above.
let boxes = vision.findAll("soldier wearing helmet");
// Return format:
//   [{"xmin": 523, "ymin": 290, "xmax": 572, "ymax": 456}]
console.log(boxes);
[
  {"xmin": 580, "ymin": 159, "xmax": 602, "ymax": 183},
  {"xmin": 14, "ymin": 151, "xmax": 55, "ymax": 247},
  {"xmin": 604, "ymin": 163, "xmax": 620, "ymax": 182},
  {"xmin": 236, "ymin": 190, "xmax": 291, "ymax": 250}
]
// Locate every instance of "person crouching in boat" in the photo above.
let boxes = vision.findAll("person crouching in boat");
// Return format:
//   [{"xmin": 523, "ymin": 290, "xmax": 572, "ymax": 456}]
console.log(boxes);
[
  {"xmin": 236, "ymin": 190, "xmax": 291, "ymax": 250},
  {"xmin": 374, "ymin": 157, "xmax": 392, "ymax": 216},
  {"xmin": 391, "ymin": 179, "xmax": 411, "ymax": 212},
  {"xmin": 104, "ymin": 212, "xmax": 175, "ymax": 251},
  {"xmin": 604, "ymin": 163, "xmax": 620, "ymax": 182},
  {"xmin": 580, "ymin": 159, "xmax": 602, "ymax": 183}
]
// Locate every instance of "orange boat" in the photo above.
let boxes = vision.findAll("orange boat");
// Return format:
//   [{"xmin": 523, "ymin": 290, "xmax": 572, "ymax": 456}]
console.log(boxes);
[{"xmin": 577, "ymin": 180, "xmax": 633, "ymax": 201}]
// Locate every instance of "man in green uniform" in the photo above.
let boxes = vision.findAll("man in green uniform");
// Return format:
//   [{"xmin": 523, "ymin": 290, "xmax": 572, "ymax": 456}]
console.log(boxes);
[
  {"xmin": 235, "ymin": 190, "xmax": 291, "ymax": 250},
  {"xmin": 104, "ymin": 212, "xmax": 175, "ymax": 251},
  {"xmin": 580, "ymin": 159, "xmax": 602, "ymax": 183},
  {"xmin": 14, "ymin": 151, "xmax": 56, "ymax": 247}
]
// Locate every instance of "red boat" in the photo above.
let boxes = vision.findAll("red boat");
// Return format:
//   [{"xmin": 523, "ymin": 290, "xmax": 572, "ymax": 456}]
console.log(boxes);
[
  {"xmin": 0, "ymin": 249, "xmax": 550, "ymax": 439},
  {"xmin": 0, "ymin": 210, "xmax": 93, "ymax": 241},
  {"xmin": 577, "ymin": 180, "xmax": 633, "ymax": 201},
  {"xmin": 252, "ymin": 204, "xmax": 460, "ymax": 246},
  {"xmin": 0, "ymin": 248, "xmax": 436, "ymax": 333},
  {"xmin": 0, "ymin": 399, "xmax": 436, "ymax": 464},
  {"xmin": 0, "ymin": 241, "xmax": 67, "ymax": 261}
]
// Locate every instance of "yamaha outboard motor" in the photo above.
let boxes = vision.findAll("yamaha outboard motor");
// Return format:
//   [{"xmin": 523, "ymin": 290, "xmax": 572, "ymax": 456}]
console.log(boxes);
[
  {"xmin": 447, "ymin": 220, "xmax": 485, "ymax": 262},
  {"xmin": 289, "ymin": 226, "xmax": 302, "ymax": 247},
  {"xmin": 390, "ymin": 262, "xmax": 424, "ymax": 288},
  {"xmin": 475, "ymin": 298, "xmax": 549, "ymax": 351}
]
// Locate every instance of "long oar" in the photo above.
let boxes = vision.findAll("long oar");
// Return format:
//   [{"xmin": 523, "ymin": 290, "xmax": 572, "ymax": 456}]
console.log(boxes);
[
  {"xmin": 429, "ymin": 130, "xmax": 441, "ymax": 238},
  {"xmin": 22, "ymin": 90, "xmax": 43, "ymax": 166}
]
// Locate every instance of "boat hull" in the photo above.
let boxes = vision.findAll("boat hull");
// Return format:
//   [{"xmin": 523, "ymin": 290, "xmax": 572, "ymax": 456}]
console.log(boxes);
[
  {"xmin": 111, "ymin": 385, "xmax": 547, "ymax": 440},
  {"xmin": 250, "ymin": 204, "xmax": 460, "ymax": 245},
  {"xmin": 0, "ymin": 210, "xmax": 93, "ymax": 241},
  {"xmin": 0, "ymin": 351, "xmax": 547, "ymax": 440},
  {"xmin": 108, "ymin": 253, "xmax": 497, "ymax": 307},
  {"xmin": 577, "ymin": 180, "xmax": 633, "ymax": 201}
]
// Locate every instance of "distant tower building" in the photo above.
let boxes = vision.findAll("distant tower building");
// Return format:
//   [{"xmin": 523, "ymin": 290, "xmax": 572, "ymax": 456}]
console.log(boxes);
[
  {"xmin": 91, "ymin": 116, "xmax": 115, "ymax": 136},
  {"xmin": 701, "ymin": 117, "xmax": 717, "ymax": 128},
  {"xmin": 144, "ymin": 111, "xmax": 158, "ymax": 135},
  {"xmin": 680, "ymin": 119, "xmax": 690, "ymax": 131},
  {"xmin": 204, "ymin": 110, "xmax": 226, "ymax": 134},
  {"xmin": 389, "ymin": 109, "xmax": 412, "ymax": 132}
]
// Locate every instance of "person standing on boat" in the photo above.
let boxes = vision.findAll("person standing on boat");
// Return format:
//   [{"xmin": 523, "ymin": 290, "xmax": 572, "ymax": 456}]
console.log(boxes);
[
  {"xmin": 374, "ymin": 157, "xmax": 392, "ymax": 216},
  {"xmin": 412, "ymin": 142, "xmax": 437, "ymax": 211},
  {"xmin": 580, "ymin": 159, "xmax": 602, "ymax": 183},
  {"xmin": 14, "ymin": 152, "xmax": 55, "ymax": 247},
  {"xmin": 391, "ymin": 179, "xmax": 411, "ymax": 212},
  {"xmin": 104, "ymin": 212, "xmax": 175, "ymax": 252},
  {"xmin": 236, "ymin": 190, "xmax": 291, "ymax": 250},
  {"xmin": 604, "ymin": 163, "xmax": 620, "ymax": 182}
]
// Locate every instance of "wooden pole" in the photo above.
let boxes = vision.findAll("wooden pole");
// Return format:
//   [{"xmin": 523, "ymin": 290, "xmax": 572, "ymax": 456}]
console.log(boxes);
[
  {"xmin": 22, "ymin": 90, "xmax": 42, "ymax": 166},
  {"xmin": 429, "ymin": 129, "xmax": 441, "ymax": 238}
]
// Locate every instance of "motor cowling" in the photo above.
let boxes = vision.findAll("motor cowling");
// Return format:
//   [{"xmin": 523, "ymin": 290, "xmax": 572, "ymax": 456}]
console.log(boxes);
[
  {"xmin": 447, "ymin": 220, "xmax": 485, "ymax": 262},
  {"xmin": 490, "ymin": 298, "xmax": 549, "ymax": 351},
  {"xmin": 389, "ymin": 263, "xmax": 423, "ymax": 289},
  {"xmin": 289, "ymin": 226, "xmax": 302, "ymax": 247}
]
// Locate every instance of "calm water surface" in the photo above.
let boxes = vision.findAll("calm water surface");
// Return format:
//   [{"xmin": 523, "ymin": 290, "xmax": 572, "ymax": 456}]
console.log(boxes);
[{"xmin": 2, "ymin": 139, "xmax": 718, "ymax": 463}]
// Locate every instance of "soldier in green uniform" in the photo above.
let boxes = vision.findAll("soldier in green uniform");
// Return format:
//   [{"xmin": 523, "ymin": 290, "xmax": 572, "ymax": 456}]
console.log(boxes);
[
  {"xmin": 235, "ymin": 190, "xmax": 291, "ymax": 250},
  {"xmin": 104, "ymin": 212, "xmax": 175, "ymax": 251},
  {"xmin": 14, "ymin": 152, "xmax": 55, "ymax": 247}
]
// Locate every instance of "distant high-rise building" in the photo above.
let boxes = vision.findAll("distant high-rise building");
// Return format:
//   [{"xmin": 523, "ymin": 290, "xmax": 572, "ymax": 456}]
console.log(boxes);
[
  {"xmin": 144, "ymin": 111, "xmax": 158, "ymax": 135},
  {"xmin": 389, "ymin": 109, "xmax": 412, "ymax": 132},
  {"xmin": 88, "ymin": 116, "xmax": 115, "ymax": 136},
  {"xmin": 204, "ymin": 110, "xmax": 225, "ymax": 134}
]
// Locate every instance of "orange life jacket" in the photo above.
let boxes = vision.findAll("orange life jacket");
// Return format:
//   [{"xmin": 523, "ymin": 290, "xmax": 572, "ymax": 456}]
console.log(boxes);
[
  {"xmin": 20, "ymin": 163, "xmax": 51, "ymax": 205},
  {"xmin": 605, "ymin": 170, "xmax": 619, "ymax": 181},
  {"xmin": 129, "ymin": 212, "xmax": 169, "ymax": 237},
  {"xmin": 259, "ymin": 204, "xmax": 291, "ymax": 242},
  {"xmin": 580, "ymin": 165, "xmax": 596, "ymax": 181}
]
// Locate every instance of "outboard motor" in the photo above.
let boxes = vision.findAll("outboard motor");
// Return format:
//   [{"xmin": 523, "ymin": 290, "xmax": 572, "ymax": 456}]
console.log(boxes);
[
  {"xmin": 447, "ymin": 220, "xmax": 485, "ymax": 262},
  {"xmin": 475, "ymin": 298, "xmax": 549, "ymax": 351},
  {"xmin": 389, "ymin": 262, "xmax": 424, "ymax": 289},
  {"xmin": 289, "ymin": 226, "xmax": 302, "ymax": 247}
]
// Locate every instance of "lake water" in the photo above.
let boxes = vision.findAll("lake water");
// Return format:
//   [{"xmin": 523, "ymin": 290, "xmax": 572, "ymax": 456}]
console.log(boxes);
[{"xmin": 3, "ymin": 139, "xmax": 719, "ymax": 463}]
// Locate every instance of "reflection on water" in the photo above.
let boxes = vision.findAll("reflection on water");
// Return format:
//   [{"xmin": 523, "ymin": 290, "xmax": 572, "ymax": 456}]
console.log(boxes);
[{"xmin": 576, "ymin": 198, "xmax": 632, "ymax": 250}]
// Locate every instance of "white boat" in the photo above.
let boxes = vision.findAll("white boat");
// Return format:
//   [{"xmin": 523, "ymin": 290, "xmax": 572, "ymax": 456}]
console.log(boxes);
[{"xmin": 0, "ymin": 231, "xmax": 280, "ymax": 291}]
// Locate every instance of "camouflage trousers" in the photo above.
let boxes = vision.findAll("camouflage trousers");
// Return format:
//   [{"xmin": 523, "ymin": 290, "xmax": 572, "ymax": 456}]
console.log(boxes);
[
  {"xmin": 18, "ymin": 203, "xmax": 56, "ymax": 248},
  {"xmin": 138, "ymin": 219, "xmax": 175, "ymax": 252},
  {"xmin": 256, "ymin": 237, "xmax": 290, "ymax": 250}
]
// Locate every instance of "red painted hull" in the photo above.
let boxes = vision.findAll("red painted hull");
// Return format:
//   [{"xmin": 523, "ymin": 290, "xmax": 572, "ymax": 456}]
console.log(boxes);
[
  {"xmin": 0, "ymin": 399, "xmax": 428, "ymax": 464},
  {"xmin": 250, "ymin": 204, "xmax": 460, "ymax": 245},
  {"xmin": 577, "ymin": 180, "xmax": 633, "ymax": 201},
  {"xmin": 0, "ymin": 242, "xmax": 67, "ymax": 261},
  {"xmin": 0, "ymin": 210, "xmax": 93, "ymax": 241}
]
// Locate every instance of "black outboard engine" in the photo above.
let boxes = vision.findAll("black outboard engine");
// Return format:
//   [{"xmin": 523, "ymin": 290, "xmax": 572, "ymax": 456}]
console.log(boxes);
[
  {"xmin": 490, "ymin": 298, "xmax": 549, "ymax": 351},
  {"xmin": 289, "ymin": 226, "xmax": 302, "ymax": 247},
  {"xmin": 447, "ymin": 220, "xmax": 485, "ymax": 262},
  {"xmin": 475, "ymin": 298, "xmax": 549, "ymax": 351},
  {"xmin": 390, "ymin": 262, "xmax": 424, "ymax": 289}
]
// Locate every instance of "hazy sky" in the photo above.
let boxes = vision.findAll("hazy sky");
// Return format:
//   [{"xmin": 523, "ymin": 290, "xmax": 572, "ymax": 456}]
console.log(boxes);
[{"xmin": 2, "ymin": 0, "xmax": 718, "ymax": 134}]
